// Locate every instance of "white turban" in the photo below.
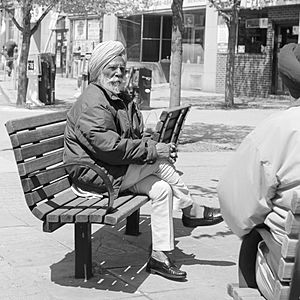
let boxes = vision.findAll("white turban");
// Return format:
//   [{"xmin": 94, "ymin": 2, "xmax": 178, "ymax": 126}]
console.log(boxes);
[{"xmin": 88, "ymin": 40, "xmax": 126, "ymax": 83}]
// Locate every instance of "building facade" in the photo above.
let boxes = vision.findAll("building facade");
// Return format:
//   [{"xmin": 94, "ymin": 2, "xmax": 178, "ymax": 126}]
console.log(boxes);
[
  {"xmin": 2, "ymin": 0, "xmax": 300, "ymax": 97},
  {"xmin": 216, "ymin": 1, "xmax": 300, "ymax": 97},
  {"xmin": 114, "ymin": 0, "xmax": 208, "ymax": 89}
]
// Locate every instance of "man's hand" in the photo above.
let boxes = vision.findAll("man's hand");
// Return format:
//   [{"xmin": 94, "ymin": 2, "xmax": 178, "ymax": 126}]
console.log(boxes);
[{"xmin": 156, "ymin": 142, "xmax": 178, "ymax": 164}]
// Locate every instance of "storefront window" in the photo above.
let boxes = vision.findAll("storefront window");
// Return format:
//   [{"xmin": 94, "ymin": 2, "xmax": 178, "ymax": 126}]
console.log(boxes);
[
  {"xmin": 118, "ymin": 16, "xmax": 141, "ymax": 61},
  {"xmin": 73, "ymin": 18, "xmax": 102, "ymax": 54},
  {"xmin": 118, "ymin": 15, "xmax": 172, "ymax": 62},
  {"xmin": 238, "ymin": 18, "xmax": 267, "ymax": 54},
  {"xmin": 182, "ymin": 12, "xmax": 205, "ymax": 64},
  {"xmin": 142, "ymin": 15, "xmax": 172, "ymax": 62}
]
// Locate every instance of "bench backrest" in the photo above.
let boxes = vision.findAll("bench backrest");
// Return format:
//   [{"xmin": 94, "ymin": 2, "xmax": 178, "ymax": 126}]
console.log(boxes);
[
  {"xmin": 240, "ymin": 199, "xmax": 300, "ymax": 300},
  {"xmin": 152, "ymin": 104, "xmax": 190, "ymax": 144},
  {"xmin": 278, "ymin": 199, "xmax": 300, "ymax": 300},
  {"xmin": 5, "ymin": 110, "xmax": 68, "ymax": 214}
]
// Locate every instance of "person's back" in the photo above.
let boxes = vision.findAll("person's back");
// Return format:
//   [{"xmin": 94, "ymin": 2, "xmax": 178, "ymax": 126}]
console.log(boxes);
[
  {"xmin": 217, "ymin": 42, "xmax": 300, "ymax": 300},
  {"xmin": 218, "ymin": 105, "xmax": 300, "ymax": 242}
]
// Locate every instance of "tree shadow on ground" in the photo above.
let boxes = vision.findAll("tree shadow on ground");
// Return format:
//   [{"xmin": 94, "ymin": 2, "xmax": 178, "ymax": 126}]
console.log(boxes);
[
  {"xmin": 179, "ymin": 122, "xmax": 253, "ymax": 151},
  {"xmin": 50, "ymin": 216, "xmax": 236, "ymax": 293}
]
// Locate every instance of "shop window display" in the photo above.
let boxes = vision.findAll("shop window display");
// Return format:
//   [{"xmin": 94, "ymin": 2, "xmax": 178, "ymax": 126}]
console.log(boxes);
[
  {"xmin": 182, "ymin": 12, "xmax": 205, "ymax": 64},
  {"xmin": 238, "ymin": 18, "xmax": 267, "ymax": 54}
]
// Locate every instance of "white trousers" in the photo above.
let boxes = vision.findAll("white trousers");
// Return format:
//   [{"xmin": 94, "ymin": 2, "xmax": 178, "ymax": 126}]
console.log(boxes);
[{"xmin": 120, "ymin": 158, "xmax": 193, "ymax": 251}]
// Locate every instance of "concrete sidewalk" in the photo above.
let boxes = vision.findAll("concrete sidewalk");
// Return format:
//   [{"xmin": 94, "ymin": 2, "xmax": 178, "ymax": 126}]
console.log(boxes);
[{"xmin": 0, "ymin": 73, "xmax": 288, "ymax": 299}]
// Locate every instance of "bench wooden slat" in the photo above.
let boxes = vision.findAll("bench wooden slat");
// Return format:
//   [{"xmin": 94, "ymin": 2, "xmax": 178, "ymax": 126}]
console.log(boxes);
[
  {"xmin": 285, "ymin": 210, "xmax": 300, "ymax": 236},
  {"xmin": 75, "ymin": 199, "xmax": 107, "ymax": 222},
  {"xmin": 278, "ymin": 257, "xmax": 295, "ymax": 282},
  {"xmin": 104, "ymin": 195, "xmax": 149, "ymax": 225},
  {"xmin": 61, "ymin": 208, "xmax": 84, "ymax": 223},
  {"xmin": 18, "ymin": 150, "xmax": 64, "ymax": 176},
  {"xmin": 5, "ymin": 110, "xmax": 68, "ymax": 134},
  {"xmin": 76, "ymin": 208, "xmax": 100, "ymax": 222},
  {"xmin": 47, "ymin": 197, "xmax": 105, "ymax": 223},
  {"xmin": 9, "ymin": 123, "xmax": 65, "ymax": 148},
  {"xmin": 43, "ymin": 221, "xmax": 65, "ymax": 233},
  {"xmin": 281, "ymin": 235, "xmax": 298, "ymax": 259},
  {"xmin": 32, "ymin": 189, "xmax": 78, "ymax": 219},
  {"xmin": 47, "ymin": 208, "xmax": 70, "ymax": 222},
  {"xmin": 159, "ymin": 108, "xmax": 181, "ymax": 122},
  {"xmin": 49, "ymin": 197, "xmax": 95, "ymax": 223},
  {"xmin": 274, "ymin": 280, "xmax": 290, "ymax": 300},
  {"xmin": 160, "ymin": 127, "xmax": 176, "ymax": 143},
  {"xmin": 21, "ymin": 167, "xmax": 68, "ymax": 193},
  {"xmin": 14, "ymin": 137, "xmax": 64, "ymax": 162},
  {"xmin": 227, "ymin": 283, "xmax": 267, "ymax": 300},
  {"xmin": 25, "ymin": 177, "xmax": 71, "ymax": 206},
  {"xmin": 89, "ymin": 194, "xmax": 137, "ymax": 223}
]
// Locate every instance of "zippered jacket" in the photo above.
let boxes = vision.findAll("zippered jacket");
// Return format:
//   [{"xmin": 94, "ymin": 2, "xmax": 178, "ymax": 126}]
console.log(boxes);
[{"xmin": 63, "ymin": 83, "xmax": 158, "ymax": 196}]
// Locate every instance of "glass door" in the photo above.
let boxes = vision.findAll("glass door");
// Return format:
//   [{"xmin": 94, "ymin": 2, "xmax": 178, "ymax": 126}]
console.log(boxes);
[{"xmin": 273, "ymin": 24, "xmax": 298, "ymax": 95}]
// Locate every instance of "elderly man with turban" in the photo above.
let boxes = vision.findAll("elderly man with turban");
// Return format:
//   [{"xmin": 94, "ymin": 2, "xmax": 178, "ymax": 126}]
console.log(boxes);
[
  {"xmin": 63, "ymin": 40, "xmax": 222, "ymax": 281},
  {"xmin": 217, "ymin": 43, "xmax": 300, "ymax": 299}
]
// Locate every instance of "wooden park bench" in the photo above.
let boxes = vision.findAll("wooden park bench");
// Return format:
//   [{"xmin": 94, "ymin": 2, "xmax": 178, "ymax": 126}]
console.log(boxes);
[
  {"xmin": 227, "ymin": 201, "xmax": 300, "ymax": 300},
  {"xmin": 4, "ymin": 104, "xmax": 190, "ymax": 281}
]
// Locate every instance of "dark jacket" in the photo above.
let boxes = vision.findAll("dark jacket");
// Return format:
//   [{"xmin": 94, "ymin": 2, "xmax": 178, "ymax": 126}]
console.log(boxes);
[{"xmin": 63, "ymin": 83, "xmax": 158, "ymax": 196}]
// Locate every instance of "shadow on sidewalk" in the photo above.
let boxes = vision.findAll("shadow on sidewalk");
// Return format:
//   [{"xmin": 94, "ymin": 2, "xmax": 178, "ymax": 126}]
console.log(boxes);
[
  {"xmin": 50, "ymin": 216, "xmax": 235, "ymax": 293},
  {"xmin": 179, "ymin": 123, "xmax": 253, "ymax": 152}
]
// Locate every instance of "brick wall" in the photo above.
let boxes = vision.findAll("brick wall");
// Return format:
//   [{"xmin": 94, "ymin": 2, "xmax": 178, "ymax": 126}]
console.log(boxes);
[
  {"xmin": 216, "ymin": 54, "xmax": 227, "ymax": 93},
  {"xmin": 234, "ymin": 53, "xmax": 272, "ymax": 97},
  {"xmin": 215, "ymin": 5, "xmax": 300, "ymax": 98},
  {"xmin": 268, "ymin": 4, "xmax": 300, "ymax": 20}
]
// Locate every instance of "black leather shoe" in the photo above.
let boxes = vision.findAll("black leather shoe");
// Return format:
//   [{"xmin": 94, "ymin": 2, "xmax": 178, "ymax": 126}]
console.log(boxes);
[
  {"xmin": 182, "ymin": 206, "xmax": 223, "ymax": 227},
  {"xmin": 146, "ymin": 256, "xmax": 187, "ymax": 280}
]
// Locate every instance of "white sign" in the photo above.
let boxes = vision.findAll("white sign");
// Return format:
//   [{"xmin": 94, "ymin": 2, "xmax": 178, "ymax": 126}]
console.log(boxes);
[
  {"xmin": 87, "ymin": 19, "xmax": 100, "ymax": 41},
  {"xmin": 217, "ymin": 24, "xmax": 228, "ymax": 44},
  {"xmin": 74, "ymin": 20, "xmax": 86, "ymax": 40},
  {"xmin": 241, "ymin": 0, "xmax": 300, "ymax": 8}
]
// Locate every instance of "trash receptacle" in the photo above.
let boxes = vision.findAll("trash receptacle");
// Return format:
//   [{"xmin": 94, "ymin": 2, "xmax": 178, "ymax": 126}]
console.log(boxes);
[
  {"xmin": 138, "ymin": 67, "xmax": 152, "ymax": 109},
  {"xmin": 129, "ymin": 67, "xmax": 152, "ymax": 109},
  {"xmin": 38, "ymin": 53, "xmax": 56, "ymax": 105}
]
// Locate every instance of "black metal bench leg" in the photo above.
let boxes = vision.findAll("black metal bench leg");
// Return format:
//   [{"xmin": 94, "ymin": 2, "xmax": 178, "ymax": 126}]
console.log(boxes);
[
  {"xmin": 74, "ymin": 223, "xmax": 93, "ymax": 279},
  {"xmin": 125, "ymin": 209, "xmax": 140, "ymax": 236}
]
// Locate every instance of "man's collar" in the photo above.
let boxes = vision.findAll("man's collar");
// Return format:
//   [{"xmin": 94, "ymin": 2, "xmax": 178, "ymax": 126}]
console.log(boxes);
[{"xmin": 92, "ymin": 82, "xmax": 121, "ymax": 100}]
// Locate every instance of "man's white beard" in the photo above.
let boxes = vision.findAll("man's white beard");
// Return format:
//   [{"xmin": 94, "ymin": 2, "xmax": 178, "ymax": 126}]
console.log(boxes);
[{"xmin": 99, "ymin": 73, "xmax": 124, "ymax": 94}]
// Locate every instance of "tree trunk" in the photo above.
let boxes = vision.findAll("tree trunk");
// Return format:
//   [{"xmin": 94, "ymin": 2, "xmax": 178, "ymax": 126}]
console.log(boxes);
[
  {"xmin": 170, "ymin": 0, "xmax": 183, "ymax": 108},
  {"xmin": 225, "ymin": 3, "xmax": 238, "ymax": 107},
  {"xmin": 16, "ymin": 1, "xmax": 32, "ymax": 107}
]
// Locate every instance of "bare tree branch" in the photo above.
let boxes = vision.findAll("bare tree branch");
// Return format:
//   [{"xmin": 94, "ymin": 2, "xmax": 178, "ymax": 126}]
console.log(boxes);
[
  {"xmin": 30, "ymin": 2, "xmax": 57, "ymax": 35},
  {"xmin": 0, "ymin": 5, "xmax": 23, "ymax": 31},
  {"xmin": 207, "ymin": 0, "xmax": 231, "ymax": 23}
]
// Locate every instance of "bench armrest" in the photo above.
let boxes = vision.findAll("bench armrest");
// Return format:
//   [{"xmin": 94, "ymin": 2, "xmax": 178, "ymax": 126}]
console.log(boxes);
[{"xmin": 28, "ymin": 161, "xmax": 115, "ymax": 213}]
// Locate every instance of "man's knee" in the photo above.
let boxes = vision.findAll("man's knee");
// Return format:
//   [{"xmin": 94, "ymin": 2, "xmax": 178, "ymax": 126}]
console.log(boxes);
[{"xmin": 150, "ymin": 180, "xmax": 172, "ymax": 201}]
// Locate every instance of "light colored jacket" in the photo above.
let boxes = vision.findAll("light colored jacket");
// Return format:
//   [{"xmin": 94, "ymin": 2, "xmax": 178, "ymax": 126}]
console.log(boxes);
[{"xmin": 217, "ymin": 106, "xmax": 300, "ymax": 243}]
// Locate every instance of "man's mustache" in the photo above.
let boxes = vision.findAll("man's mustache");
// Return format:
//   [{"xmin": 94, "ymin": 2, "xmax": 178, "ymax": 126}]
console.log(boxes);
[{"xmin": 106, "ymin": 77, "xmax": 124, "ymax": 84}]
